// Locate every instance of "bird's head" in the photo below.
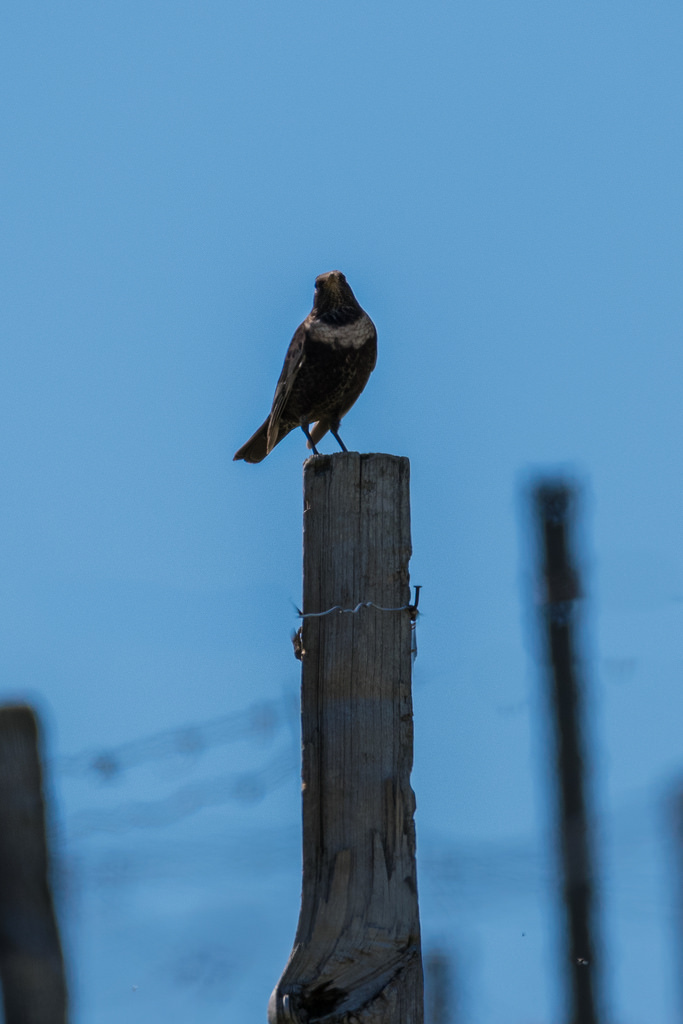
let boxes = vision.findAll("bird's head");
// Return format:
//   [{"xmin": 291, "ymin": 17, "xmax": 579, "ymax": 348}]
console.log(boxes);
[{"xmin": 313, "ymin": 270, "xmax": 359, "ymax": 313}]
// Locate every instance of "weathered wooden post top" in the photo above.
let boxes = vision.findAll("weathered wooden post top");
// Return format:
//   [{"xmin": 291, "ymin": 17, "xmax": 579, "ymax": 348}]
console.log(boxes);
[{"xmin": 269, "ymin": 451, "xmax": 423, "ymax": 1024}]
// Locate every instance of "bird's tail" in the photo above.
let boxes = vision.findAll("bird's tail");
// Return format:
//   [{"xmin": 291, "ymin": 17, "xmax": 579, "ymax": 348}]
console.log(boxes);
[
  {"xmin": 233, "ymin": 416, "xmax": 293, "ymax": 463},
  {"xmin": 233, "ymin": 417, "xmax": 270, "ymax": 463}
]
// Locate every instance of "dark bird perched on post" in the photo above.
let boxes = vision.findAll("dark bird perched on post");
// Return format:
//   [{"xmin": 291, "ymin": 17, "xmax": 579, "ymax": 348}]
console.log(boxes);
[{"xmin": 233, "ymin": 271, "xmax": 377, "ymax": 463}]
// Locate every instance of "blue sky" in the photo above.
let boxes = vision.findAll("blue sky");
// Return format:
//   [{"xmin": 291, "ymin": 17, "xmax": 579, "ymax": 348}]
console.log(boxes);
[{"xmin": 2, "ymin": 2, "xmax": 683, "ymax": 1020}]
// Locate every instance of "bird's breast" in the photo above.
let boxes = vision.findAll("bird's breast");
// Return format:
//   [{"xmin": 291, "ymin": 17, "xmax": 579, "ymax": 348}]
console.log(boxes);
[{"xmin": 308, "ymin": 315, "xmax": 376, "ymax": 350}]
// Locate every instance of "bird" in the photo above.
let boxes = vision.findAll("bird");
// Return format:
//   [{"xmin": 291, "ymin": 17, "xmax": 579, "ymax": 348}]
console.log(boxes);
[{"xmin": 233, "ymin": 271, "xmax": 377, "ymax": 463}]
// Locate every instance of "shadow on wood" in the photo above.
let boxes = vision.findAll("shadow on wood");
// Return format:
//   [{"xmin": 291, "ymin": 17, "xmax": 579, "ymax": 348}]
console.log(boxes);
[{"xmin": 269, "ymin": 452, "xmax": 422, "ymax": 1024}]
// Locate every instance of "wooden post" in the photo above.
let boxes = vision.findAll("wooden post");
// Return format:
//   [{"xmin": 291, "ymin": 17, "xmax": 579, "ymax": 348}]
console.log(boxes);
[
  {"xmin": 533, "ymin": 483, "xmax": 602, "ymax": 1024},
  {"xmin": 424, "ymin": 948, "xmax": 454, "ymax": 1024},
  {"xmin": 269, "ymin": 452, "xmax": 422, "ymax": 1023},
  {"xmin": 672, "ymin": 789, "xmax": 683, "ymax": 1022},
  {"xmin": 0, "ymin": 705, "xmax": 68, "ymax": 1024}
]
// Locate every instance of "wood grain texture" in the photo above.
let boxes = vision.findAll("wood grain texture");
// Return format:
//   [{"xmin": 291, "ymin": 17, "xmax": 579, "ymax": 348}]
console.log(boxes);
[
  {"xmin": 269, "ymin": 452, "xmax": 422, "ymax": 1024},
  {"xmin": 0, "ymin": 706, "xmax": 68, "ymax": 1024}
]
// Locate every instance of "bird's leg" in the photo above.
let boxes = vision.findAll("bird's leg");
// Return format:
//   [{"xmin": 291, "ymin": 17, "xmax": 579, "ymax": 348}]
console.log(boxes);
[
  {"xmin": 330, "ymin": 421, "xmax": 348, "ymax": 453},
  {"xmin": 301, "ymin": 424, "xmax": 320, "ymax": 455}
]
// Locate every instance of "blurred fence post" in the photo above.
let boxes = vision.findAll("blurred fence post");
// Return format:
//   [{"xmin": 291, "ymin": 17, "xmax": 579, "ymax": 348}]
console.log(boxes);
[
  {"xmin": 533, "ymin": 482, "xmax": 602, "ymax": 1024},
  {"xmin": 424, "ymin": 947, "xmax": 454, "ymax": 1024},
  {"xmin": 0, "ymin": 705, "xmax": 68, "ymax": 1024},
  {"xmin": 672, "ymin": 789, "xmax": 683, "ymax": 1023},
  {"xmin": 268, "ymin": 452, "xmax": 423, "ymax": 1023}
]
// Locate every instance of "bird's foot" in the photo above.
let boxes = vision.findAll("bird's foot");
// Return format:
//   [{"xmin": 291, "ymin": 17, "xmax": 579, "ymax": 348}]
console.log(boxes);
[
  {"xmin": 301, "ymin": 425, "xmax": 320, "ymax": 455},
  {"xmin": 330, "ymin": 425, "xmax": 348, "ymax": 452}
]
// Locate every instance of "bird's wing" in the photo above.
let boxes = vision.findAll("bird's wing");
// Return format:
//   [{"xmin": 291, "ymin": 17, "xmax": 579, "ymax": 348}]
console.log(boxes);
[{"xmin": 266, "ymin": 321, "xmax": 307, "ymax": 453}]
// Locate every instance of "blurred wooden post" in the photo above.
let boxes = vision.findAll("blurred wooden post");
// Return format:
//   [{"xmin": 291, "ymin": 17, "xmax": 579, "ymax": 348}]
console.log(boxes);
[
  {"xmin": 672, "ymin": 790, "xmax": 683, "ymax": 1023},
  {"xmin": 424, "ymin": 948, "xmax": 454, "ymax": 1024},
  {"xmin": 533, "ymin": 483, "xmax": 602, "ymax": 1024},
  {"xmin": 0, "ymin": 705, "xmax": 68, "ymax": 1024},
  {"xmin": 269, "ymin": 452, "xmax": 423, "ymax": 1024}
]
